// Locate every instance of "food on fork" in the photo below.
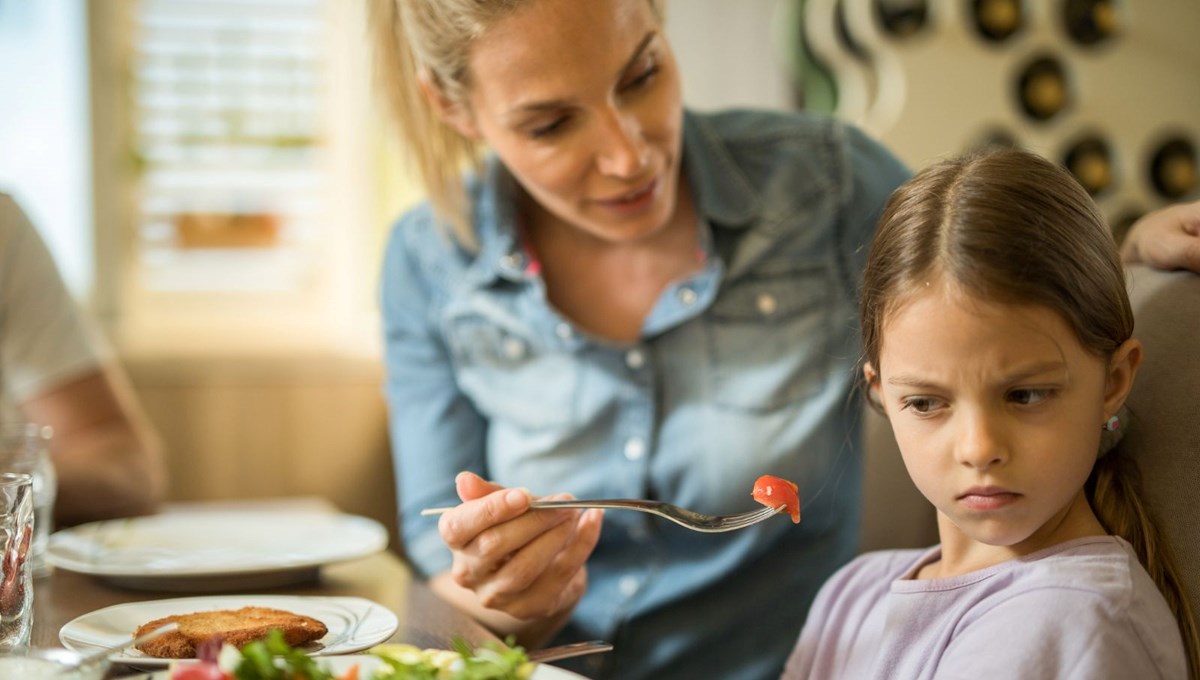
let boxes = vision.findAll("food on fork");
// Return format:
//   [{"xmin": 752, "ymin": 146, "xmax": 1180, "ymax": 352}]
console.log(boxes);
[
  {"xmin": 751, "ymin": 475, "xmax": 801, "ymax": 524},
  {"xmin": 135, "ymin": 606, "xmax": 327, "ymax": 658}
]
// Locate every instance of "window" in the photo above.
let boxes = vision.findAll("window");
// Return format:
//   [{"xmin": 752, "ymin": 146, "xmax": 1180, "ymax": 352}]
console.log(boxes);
[{"xmin": 90, "ymin": 0, "xmax": 381, "ymax": 350}]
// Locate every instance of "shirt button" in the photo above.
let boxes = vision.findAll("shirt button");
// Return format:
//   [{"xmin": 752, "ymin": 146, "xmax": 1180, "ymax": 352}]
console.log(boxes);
[
  {"xmin": 625, "ymin": 349, "xmax": 645, "ymax": 370},
  {"xmin": 623, "ymin": 437, "xmax": 646, "ymax": 461},
  {"xmin": 555, "ymin": 323, "xmax": 573, "ymax": 340},
  {"xmin": 677, "ymin": 286, "xmax": 698, "ymax": 306},
  {"xmin": 500, "ymin": 252, "xmax": 524, "ymax": 271},
  {"xmin": 502, "ymin": 337, "xmax": 526, "ymax": 360},
  {"xmin": 757, "ymin": 293, "xmax": 778, "ymax": 316},
  {"xmin": 618, "ymin": 575, "xmax": 641, "ymax": 597},
  {"xmin": 629, "ymin": 524, "xmax": 649, "ymax": 542}
]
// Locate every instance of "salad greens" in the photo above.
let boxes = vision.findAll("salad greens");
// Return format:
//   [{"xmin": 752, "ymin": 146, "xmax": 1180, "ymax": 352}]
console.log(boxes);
[
  {"xmin": 233, "ymin": 630, "xmax": 338, "ymax": 680},
  {"xmin": 170, "ymin": 630, "xmax": 535, "ymax": 680},
  {"xmin": 369, "ymin": 638, "xmax": 535, "ymax": 680}
]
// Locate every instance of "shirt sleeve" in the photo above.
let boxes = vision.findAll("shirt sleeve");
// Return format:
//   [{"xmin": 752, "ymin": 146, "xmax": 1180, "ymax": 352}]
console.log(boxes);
[
  {"xmin": 933, "ymin": 587, "xmax": 1174, "ymax": 680},
  {"xmin": 379, "ymin": 210, "xmax": 487, "ymax": 578},
  {"xmin": 833, "ymin": 125, "xmax": 911, "ymax": 301},
  {"xmin": 0, "ymin": 194, "xmax": 104, "ymax": 402}
]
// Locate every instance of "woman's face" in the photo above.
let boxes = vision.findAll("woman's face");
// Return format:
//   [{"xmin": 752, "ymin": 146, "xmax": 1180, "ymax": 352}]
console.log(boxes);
[{"xmin": 455, "ymin": 0, "xmax": 684, "ymax": 244}]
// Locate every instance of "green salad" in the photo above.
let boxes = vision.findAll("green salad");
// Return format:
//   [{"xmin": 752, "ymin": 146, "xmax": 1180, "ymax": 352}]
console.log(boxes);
[{"xmin": 168, "ymin": 630, "xmax": 535, "ymax": 680}]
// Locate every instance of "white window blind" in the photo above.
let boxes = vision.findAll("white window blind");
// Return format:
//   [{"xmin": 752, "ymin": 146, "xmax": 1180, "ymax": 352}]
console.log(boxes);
[{"xmin": 130, "ymin": 0, "xmax": 329, "ymax": 294}]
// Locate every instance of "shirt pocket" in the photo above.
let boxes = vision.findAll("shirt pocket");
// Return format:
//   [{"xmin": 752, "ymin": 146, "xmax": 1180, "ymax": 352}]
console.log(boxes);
[
  {"xmin": 706, "ymin": 263, "xmax": 833, "ymax": 412},
  {"xmin": 446, "ymin": 316, "xmax": 579, "ymax": 431}
]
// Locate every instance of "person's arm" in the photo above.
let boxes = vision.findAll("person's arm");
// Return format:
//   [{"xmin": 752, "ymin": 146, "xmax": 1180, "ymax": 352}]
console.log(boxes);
[
  {"xmin": 380, "ymin": 213, "xmax": 600, "ymax": 648},
  {"xmin": 0, "ymin": 194, "xmax": 166, "ymax": 525},
  {"xmin": 1119, "ymin": 199, "xmax": 1200, "ymax": 273},
  {"xmin": 22, "ymin": 365, "xmax": 166, "ymax": 526}
]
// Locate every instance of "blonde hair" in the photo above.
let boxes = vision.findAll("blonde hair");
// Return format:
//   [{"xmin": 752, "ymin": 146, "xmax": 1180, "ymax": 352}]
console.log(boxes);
[
  {"xmin": 368, "ymin": 0, "xmax": 666, "ymax": 251},
  {"xmin": 861, "ymin": 149, "xmax": 1200, "ymax": 678}
]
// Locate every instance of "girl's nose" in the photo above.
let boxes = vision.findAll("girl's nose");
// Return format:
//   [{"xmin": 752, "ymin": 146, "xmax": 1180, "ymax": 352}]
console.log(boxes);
[
  {"xmin": 595, "ymin": 110, "xmax": 648, "ymax": 178},
  {"xmin": 955, "ymin": 412, "xmax": 1009, "ymax": 471}
]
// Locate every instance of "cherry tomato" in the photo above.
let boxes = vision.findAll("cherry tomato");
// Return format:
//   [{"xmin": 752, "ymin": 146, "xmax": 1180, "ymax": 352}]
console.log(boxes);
[{"xmin": 751, "ymin": 474, "xmax": 801, "ymax": 523}]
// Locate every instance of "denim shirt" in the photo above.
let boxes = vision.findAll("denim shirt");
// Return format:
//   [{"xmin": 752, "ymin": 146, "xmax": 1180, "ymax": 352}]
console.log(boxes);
[{"xmin": 380, "ymin": 109, "xmax": 910, "ymax": 680}]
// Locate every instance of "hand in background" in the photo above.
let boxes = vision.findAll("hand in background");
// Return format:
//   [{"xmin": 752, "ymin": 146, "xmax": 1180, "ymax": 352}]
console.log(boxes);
[{"xmin": 1121, "ymin": 200, "xmax": 1200, "ymax": 273}]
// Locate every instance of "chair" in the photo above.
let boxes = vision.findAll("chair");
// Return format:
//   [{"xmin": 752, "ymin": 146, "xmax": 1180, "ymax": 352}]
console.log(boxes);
[
  {"xmin": 1116, "ymin": 264, "xmax": 1200, "ymax": 617},
  {"xmin": 859, "ymin": 263, "xmax": 1200, "ymax": 624}
]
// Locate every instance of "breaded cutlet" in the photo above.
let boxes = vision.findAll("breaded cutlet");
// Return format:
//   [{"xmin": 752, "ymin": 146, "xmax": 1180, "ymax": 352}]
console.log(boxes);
[{"xmin": 133, "ymin": 606, "xmax": 328, "ymax": 658}]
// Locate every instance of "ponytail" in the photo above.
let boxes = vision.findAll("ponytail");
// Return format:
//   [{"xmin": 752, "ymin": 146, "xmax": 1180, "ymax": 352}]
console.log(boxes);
[
  {"xmin": 368, "ymin": 0, "xmax": 481, "ymax": 251},
  {"xmin": 1090, "ymin": 449, "xmax": 1200, "ymax": 679}
]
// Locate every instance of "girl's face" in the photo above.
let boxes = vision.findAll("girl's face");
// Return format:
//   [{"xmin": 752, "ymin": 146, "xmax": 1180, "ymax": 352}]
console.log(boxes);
[
  {"xmin": 449, "ymin": 0, "xmax": 684, "ymax": 244},
  {"xmin": 869, "ymin": 279, "xmax": 1139, "ymax": 565}
]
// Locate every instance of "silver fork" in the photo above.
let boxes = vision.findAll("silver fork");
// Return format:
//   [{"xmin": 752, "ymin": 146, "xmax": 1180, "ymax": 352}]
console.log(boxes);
[{"xmin": 420, "ymin": 499, "xmax": 784, "ymax": 533}]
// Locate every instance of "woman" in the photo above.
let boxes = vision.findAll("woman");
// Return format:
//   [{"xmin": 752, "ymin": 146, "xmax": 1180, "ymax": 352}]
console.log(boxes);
[{"xmin": 370, "ymin": 2, "xmax": 1200, "ymax": 678}]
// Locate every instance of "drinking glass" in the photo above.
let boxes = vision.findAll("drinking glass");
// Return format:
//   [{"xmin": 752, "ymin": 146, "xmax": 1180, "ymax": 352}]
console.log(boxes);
[
  {"xmin": 0, "ymin": 472, "xmax": 34, "ymax": 653},
  {"xmin": 0, "ymin": 423, "xmax": 55, "ymax": 578}
]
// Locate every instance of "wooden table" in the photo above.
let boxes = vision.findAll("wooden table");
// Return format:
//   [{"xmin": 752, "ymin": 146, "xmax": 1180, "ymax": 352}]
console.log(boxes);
[{"xmin": 29, "ymin": 503, "xmax": 496, "ymax": 678}]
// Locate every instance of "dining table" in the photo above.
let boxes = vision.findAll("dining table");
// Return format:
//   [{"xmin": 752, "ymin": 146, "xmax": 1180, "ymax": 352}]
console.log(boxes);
[{"xmin": 28, "ymin": 498, "xmax": 500, "ymax": 679}]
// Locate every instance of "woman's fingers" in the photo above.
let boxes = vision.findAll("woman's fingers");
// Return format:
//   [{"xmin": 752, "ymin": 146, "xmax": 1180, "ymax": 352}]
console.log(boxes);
[
  {"xmin": 454, "ymin": 470, "xmax": 502, "ymax": 501},
  {"xmin": 444, "ymin": 492, "xmax": 578, "ymax": 588},
  {"xmin": 482, "ymin": 508, "xmax": 604, "ymax": 620},
  {"xmin": 439, "ymin": 485, "xmax": 532, "ymax": 550}
]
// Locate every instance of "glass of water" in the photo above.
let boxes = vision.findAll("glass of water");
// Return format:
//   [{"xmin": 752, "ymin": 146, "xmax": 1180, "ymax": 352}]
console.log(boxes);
[
  {"xmin": 0, "ymin": 424, "xmax": 55, "ymax": 578},
  {"xmin": 0, "ymin": 472, "xmax": 34, "ymax": 653}
]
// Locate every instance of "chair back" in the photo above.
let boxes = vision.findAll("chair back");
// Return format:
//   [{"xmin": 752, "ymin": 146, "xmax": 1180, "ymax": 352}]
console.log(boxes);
[{"xmin": 1117, "ymin": 265, "xmax": 1200, "ymax": 617}]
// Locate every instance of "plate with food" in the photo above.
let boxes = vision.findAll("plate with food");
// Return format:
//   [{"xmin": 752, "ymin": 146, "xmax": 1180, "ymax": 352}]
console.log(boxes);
[
  {"xmin": 149, "ymin": 636, "xmax": 591, "ymax": 680},
  {"xmin": 46, "ymin": 509, "xmax": 388, "ymax": 590},
  {"xmin": 59, "ymin": 595, "xmax": 398, "ymax": 668}
]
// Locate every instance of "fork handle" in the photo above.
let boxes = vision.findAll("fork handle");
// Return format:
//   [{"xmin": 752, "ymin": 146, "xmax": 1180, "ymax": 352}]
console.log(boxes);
[{"xmin": 419, "ymin": 499, "xmax": 644, "ymax": 516}]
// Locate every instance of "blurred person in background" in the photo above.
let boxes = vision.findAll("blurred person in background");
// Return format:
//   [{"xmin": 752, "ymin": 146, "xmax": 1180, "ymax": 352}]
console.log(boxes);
[{"xmin": 0, "ymin": 192, "xmax": 166, "ymax": 526}]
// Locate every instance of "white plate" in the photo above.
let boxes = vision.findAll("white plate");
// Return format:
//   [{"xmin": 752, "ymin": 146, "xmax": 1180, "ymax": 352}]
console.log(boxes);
[
  {"xmin": 59, "ymin": 595, "xmax": 399, "ymax": 668},
  {"xmin": 146, "ymin": 654, "xmax": 590, "ymax": 679},
  {"xmin": 46, "ymin": 509, "xmax": 387, "ymax": 590}
]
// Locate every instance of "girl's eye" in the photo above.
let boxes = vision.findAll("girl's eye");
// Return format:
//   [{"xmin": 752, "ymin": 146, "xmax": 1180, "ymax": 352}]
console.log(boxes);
[
  {"xmin": 1008, "ymin": 388, "xmax": 1054, "ymax": 406},
  {"xmin": 901, "ymin": 397, "xmax": 942, "ymax": 414}
]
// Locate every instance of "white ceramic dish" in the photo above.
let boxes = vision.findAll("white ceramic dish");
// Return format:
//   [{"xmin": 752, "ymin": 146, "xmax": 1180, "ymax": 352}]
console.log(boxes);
[
  {"xmin": 146, "ymin": 654, "xmax": 590, "ymax": 679},
  {"xmin": 46, "ymin": 509, "xmax": 387, "ymax": 590},
  {"xmin": 59, "ymin": 595, "xmax": 399, "ymax": 668}
]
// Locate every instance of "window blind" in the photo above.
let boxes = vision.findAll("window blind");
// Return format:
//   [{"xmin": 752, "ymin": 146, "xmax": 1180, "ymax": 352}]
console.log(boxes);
[{"xmin": 129, "ymin": 0, "xmax": 328, "ymax": 293}]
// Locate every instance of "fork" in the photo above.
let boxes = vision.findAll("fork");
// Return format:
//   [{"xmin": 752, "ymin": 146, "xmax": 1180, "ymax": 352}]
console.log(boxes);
[{"xmin": 420, "ymin": 499, "xmax": 784, "ymax": 533}]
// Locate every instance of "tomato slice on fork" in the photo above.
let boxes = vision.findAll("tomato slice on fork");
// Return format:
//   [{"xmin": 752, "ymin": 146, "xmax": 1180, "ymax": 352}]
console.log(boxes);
[{"xmin": 751, "ymin": 475, "xmax": 801, "ymax": 524}]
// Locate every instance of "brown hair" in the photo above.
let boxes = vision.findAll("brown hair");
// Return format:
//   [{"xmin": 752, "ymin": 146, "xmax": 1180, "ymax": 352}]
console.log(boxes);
[
  {"xmin": 860, "ymin": 148, "xmax": 1199, "ymax": 678},
  {"xmin": 368, "ymin": 0, "xmax": 666, "ymax": 251}
]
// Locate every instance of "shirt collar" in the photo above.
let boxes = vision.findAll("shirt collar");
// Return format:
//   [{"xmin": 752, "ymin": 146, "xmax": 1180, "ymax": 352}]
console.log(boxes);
[
  {"xmin": 681, "ymin": 109, "xmax": 760, "ymax": 228},
  {"xmin": 467, "ymin": 156, "xmax": 528, "ymax": 286}
]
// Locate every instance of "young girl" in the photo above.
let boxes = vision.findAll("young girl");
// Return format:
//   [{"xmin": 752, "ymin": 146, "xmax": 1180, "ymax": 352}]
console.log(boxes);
[{"xmin": 783, "ymin": 149, "xmax": 1198, "ymax": 679}]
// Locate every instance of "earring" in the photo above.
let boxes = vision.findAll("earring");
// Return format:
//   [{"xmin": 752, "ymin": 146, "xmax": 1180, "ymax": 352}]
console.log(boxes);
[{"xmin": 1103, "ymin": 415, "xmax": 1120, "ymax": 432}]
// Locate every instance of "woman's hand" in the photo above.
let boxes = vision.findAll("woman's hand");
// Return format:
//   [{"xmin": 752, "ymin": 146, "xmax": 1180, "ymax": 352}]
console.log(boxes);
[
  {"xmin": 1121, "ymin": 200, "xmax": 1200, "ymax": 273},
  {"xmin": 437, "ymin": 472, "xmax": 603, "ymax": 625}
]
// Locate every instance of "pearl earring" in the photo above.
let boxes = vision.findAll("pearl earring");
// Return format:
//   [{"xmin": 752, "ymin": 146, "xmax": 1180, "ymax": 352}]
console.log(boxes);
[{"xmin": 1103, "ymin": 415, "xmax": 1120, "ymax": 432}]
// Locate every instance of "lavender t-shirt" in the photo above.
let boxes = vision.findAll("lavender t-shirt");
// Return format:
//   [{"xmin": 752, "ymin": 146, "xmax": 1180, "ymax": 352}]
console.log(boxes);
[{"xmin": 782, "ymin": 536, "xmax": 1186, "ymax": 680}]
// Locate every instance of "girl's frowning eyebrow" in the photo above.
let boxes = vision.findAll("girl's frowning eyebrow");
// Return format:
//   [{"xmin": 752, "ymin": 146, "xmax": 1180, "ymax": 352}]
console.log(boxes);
[{"xmin": 886, "ymin": 361, "xmax": 1069, "ymax": 390}]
